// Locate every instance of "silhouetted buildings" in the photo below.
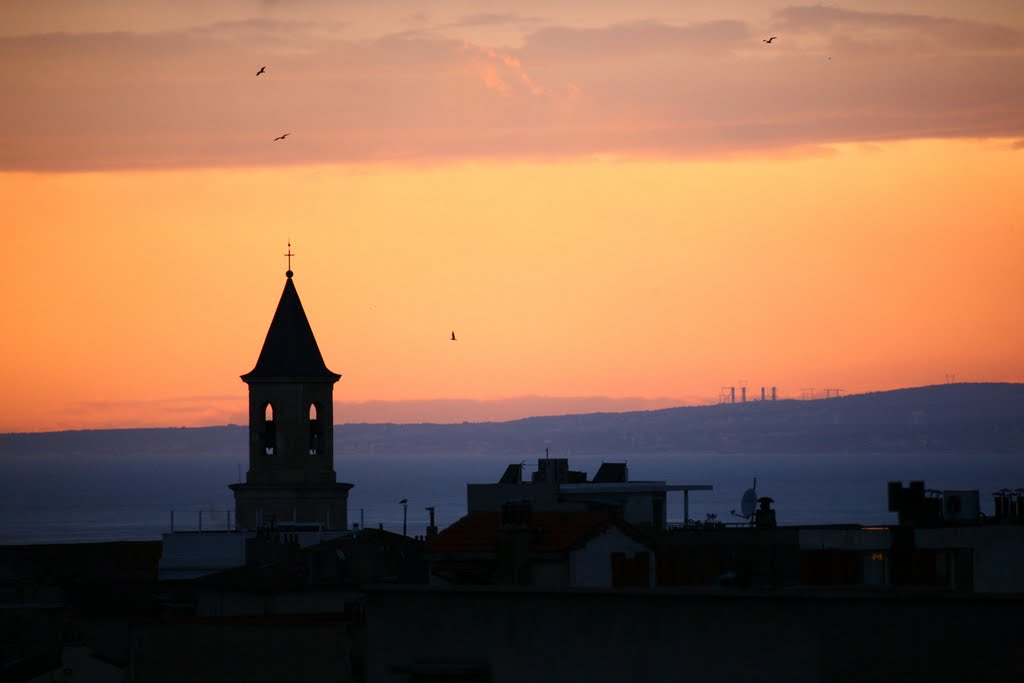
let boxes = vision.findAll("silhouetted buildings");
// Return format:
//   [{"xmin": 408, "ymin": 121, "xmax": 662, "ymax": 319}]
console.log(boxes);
[
  {"xmin": 4, "ymin": 267, "xmax": 1024, "ymax": 682},
  {"xmin": 428, "ymin": 504, "xmax": 656, "ymax": 587},
  {"xmin": 467, "ymin": 455, "xmax": 713, "ymax": 528}
]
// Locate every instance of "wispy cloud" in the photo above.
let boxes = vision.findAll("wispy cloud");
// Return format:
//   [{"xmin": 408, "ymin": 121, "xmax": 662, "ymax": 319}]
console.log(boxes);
[
  {"xmin": 59, "ymin": 395, "xmax": 247, "ymax": 430},
  {"xmin": 773, "ymin": 6, "xmax": 1024, "ymax": 53},
  {"xmin": 521, "ymin": 19, "xmax": 751, "ymax": 63},
  {"xmin": 1, "ymin": 6, "xmax": 1022, "ymax": 171},
  {"xmin": 462, "ymin": 42, "xmax": 552, "ymax": 96},
  {"xmin": 448, "ymin": 12, "xmax": 544, "ymax": 29}
]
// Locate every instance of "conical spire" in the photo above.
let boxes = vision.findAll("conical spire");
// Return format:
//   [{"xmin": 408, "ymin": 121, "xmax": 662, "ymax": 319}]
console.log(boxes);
[{"xmin": 241, "ymin": 274, "xmax": 340, "ymax": 382}]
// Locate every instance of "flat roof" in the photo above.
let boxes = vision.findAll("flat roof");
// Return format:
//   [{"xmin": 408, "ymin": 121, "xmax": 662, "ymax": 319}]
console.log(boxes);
[{"xmin": 559, "ymin": 482, "xmax": 713, "ymax": 494}]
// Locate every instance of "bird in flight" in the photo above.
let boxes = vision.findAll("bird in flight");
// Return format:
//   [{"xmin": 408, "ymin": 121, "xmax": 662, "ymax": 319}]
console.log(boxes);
[
  {"xmin": 451, "ymin": 331, "xmax": 457, "ymax": 341},
  {"xmin": 763, "ymin": 36, "xmax": 777, "ymax": 44},
  {"xmin": 256, "ymin": 66, "xmax": 267, "ymax": 76},
  {"xmin": 273, "ymin": 133, "xmax": 290, "ymax": 141}
]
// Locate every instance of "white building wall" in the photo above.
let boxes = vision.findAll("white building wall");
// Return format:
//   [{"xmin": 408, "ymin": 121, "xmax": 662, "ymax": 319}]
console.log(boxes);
[
  {"xmin": 916, "ymin": 525, "xmax": 1024, "ymax": 594},
  {"xmin": 569, "ymin": 527, "xmax": 655, "ymax": 588},
  {"xmin": 621, "ymin": 496, "xmax": 654, "ymax": 526}
]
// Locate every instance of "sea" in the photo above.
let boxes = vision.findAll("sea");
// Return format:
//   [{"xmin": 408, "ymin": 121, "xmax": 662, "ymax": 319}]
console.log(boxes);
[{"xmin": 0, "ymin": 450, "xmax": 1021, "ymax": 545}]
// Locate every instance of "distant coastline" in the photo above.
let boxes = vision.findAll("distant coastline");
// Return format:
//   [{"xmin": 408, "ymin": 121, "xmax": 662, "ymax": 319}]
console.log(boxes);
[{"xmin": 2, "ymin": 383, "xmax": 1022, "ymax": 457}]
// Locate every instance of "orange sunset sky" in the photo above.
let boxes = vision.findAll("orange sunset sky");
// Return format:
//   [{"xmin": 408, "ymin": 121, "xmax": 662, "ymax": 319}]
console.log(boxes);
[{"xmin": 1, "ymin": 1, "xmax": 1023, "ymax": 433}]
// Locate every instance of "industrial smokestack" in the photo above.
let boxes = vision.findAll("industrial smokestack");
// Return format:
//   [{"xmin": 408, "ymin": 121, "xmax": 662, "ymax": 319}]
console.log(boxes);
[
  {"xmin": 730, "ymin": 387, "xmax": 736, "ymax": 404},
  {"xmin": 761, "ymin": 387, "xmax": 765, "ymax": 401},
  {"xmin": 771, "ymin": 386, "xmax": 777, "ymax": 401},
  {"xmin": 741, "ymin": 387, "xmax": 746, "ymax": 402}
]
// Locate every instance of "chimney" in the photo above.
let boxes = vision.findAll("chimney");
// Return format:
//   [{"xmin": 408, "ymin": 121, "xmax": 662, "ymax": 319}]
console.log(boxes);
[
  {"xmin": 425, "ymin": 506, "xmax": 438, "ymax": 540},
  {"xmin": 754, "ymin": 497, "xmax": 777, "ymax": 529},
  {"xmin": 741, "ymin": 387, "xmax": 747, "ymax": 402},
  {"xmin": 497, "ymin": 501, "xmax": 535, "ymax": 585}
]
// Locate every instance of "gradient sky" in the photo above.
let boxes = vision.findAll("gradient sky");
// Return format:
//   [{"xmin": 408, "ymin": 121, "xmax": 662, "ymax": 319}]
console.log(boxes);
[{"xmin": 1, "ymin": 1, "xmax": 1023, "ymax": 432}]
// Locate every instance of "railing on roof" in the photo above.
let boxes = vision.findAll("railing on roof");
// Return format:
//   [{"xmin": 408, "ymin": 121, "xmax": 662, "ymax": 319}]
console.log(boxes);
[
  {"xmin": 169, "ymin": 508, "xmax": 234, "ymax": 533},
  {"xmin": 665, "ymin": 521, "xmax": 750, "ymax": 530}
]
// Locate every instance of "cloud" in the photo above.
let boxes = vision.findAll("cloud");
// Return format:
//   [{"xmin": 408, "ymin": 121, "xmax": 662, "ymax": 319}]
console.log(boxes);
[
  {"xmin": 462, "ymin": 42, "xmax": 552, "ymax": 96},
  {"xmin": 448, "ymin": 12, "xmax": 543, "ymax": 29},
  {"xmin": 59, "ymin": 395, "xmax": 247, "ymax": 429},
  {"xmin": 773, "ymin": 5, "xmax": 1024, "ymax": 54},
  {"xmin": 521, "ymin": 19, "xmax": 751, "ymax": 63},
  {"xmin": 0, "ymin": 8, "xmax": 1022, "ymax": 171}
]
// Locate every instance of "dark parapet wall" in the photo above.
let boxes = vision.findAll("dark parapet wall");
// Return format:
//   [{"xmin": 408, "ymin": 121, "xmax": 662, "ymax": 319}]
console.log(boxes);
[
  {"xmin": 361, "ymin": 586, "xmax": 1024, "ymax": 683},
  {"xmin": 0, "ymin": 541, "xmax": 162, "ymax": 584}
]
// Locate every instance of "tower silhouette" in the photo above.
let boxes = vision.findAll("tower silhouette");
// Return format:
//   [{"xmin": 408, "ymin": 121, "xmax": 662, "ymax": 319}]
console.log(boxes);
[{"xmin": 229, "ymin": 267, "xmax": 351, "ymax": 530}]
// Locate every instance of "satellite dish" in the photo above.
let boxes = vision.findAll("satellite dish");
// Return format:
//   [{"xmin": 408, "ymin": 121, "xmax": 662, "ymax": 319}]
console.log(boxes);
[
  {"xmin": 740, "ymin": 489, "xmax": 757, "ymax": 518},
  {"xmin": 740, "ymin": 477, "xmax": 758, "ymax": 518}
]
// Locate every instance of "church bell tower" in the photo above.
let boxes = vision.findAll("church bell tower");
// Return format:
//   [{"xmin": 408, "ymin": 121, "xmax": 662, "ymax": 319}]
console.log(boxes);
[{"xmin": 230, "ymin": 258, "xmax": 351, "ymax": 530}]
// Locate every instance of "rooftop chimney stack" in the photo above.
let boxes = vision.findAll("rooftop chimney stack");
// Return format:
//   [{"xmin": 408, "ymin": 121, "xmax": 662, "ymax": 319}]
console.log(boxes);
[{"xmin": 425, "ymin": 506, "xmax": 438, "ymax": 540}]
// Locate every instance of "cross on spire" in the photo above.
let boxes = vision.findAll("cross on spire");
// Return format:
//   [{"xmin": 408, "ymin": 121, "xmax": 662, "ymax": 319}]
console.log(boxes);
[{"xmin": 285, "ymin": 241, "xmax": 294, "ymax": 278}]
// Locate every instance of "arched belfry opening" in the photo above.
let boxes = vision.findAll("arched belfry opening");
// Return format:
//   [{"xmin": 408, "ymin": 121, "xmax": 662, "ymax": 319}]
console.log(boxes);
[
  {"xmin": 231, "ymin": 263, "xmax": 352, "ymax": 532},
  {"xmin": 263, "ymin": 403, "xmax": 276, "ymax": 455},
  {"xmin": 309, "ymin": 403, "xmax": 322, "ymax": 455}
]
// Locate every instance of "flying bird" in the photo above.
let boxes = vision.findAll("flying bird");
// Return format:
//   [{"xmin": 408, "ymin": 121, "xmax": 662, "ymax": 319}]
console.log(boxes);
[
  {"xmin": 451, "ymin": 331, "xmax": 457, "ymax": 341},
  {"xmin": 763, "ymin": 36, "xmax": 777, "ymax": 44},
  {"xmin": 256, "ymin": 66, "xmax": 266, "ymax": 76},
  {"xmin": 273, "ymin": 133, "xmax": 289, "ymax": 141}
]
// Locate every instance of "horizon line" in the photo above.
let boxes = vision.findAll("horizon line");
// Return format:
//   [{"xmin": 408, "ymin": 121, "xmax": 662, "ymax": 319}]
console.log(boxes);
[{"xmin": 2, "ymin": 382, "xmax": 1017, "ymax": 437}]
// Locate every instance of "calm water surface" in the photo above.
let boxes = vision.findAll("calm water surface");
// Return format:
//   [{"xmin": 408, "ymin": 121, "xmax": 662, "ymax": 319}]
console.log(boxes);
[{"xmin": 1, "ymin": 451, "xmax": 1021, "ymax": 544}]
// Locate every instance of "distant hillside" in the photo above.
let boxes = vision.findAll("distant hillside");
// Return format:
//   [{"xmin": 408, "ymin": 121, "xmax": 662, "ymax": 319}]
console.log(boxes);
[{"xmin": 2, "ymin": 383, "xmax": 1022, "ymax": 458}]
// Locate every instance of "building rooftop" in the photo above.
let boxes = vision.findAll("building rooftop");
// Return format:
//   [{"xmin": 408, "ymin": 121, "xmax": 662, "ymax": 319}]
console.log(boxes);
[
  {"xmin": 427, "ymin": 510, "xmax": 651, "ymax": 555},
  {"xmin": 559, "ymin": 482, "xmax": 713, "ymax": 494}
]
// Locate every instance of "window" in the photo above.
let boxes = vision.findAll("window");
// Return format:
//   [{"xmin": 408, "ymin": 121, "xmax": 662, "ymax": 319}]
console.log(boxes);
[
  {"xmin": 309, "ymin": 403, "xmax": 321, "ymax": 455},
  {"xmin": 263, "ymin": 403, "xmax": 276, "ymax": 455}
]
